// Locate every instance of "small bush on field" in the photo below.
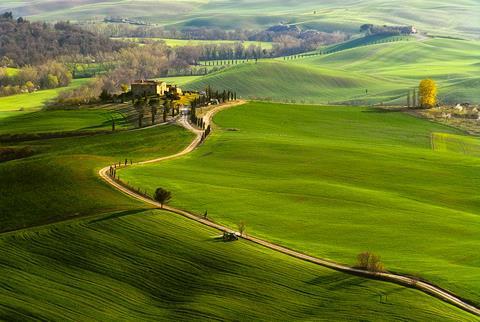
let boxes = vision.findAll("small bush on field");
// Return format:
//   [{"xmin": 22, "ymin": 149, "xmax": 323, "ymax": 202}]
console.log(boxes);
[{"xmin": 356, "ymin": 252, "xmax": 385, "ymax": 272}]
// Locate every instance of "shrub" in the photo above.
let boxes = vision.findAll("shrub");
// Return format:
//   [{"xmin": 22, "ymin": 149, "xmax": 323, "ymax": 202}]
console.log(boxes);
[
  {"xmin": 356, "ymin": 252, "xmax": 385, "ymax": 272},
  {"xmin": 0, "ymin": 146, "xmax": 34, "ymax": 162}
]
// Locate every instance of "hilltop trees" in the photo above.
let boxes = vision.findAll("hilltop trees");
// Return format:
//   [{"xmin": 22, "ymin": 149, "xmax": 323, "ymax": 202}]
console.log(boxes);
[
  {"xmin": 0, "ymin": 13, "xmax": 126, "ymax": 66},
  {"xmin": 0, "ymin": 61, "xmax": 72, "ymax": 97},
  {"xmin": 360, "ymin": 24, "xmax": 416, "ymax": 36},
  {"xmin": 419, "ymin": 79, "xmax": 437, "ymax": 108}
]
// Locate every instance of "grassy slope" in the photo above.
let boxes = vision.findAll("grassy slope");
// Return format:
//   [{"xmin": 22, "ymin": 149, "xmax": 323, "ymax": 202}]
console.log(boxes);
[
  {"xmin": 120, "ymin": 102, "xmax": 480, "ymax": 305},
  {"xmin": 0, "ymin": 209, "xmax": 475, "ymax": 321},
  {"xmin": 0, "ymin": 124, "xmax": 193, "ymax": 232},
  {"xmin": 186, "ymin": 60, "xmax": 396, "ymax": 103},
  {"xmin": 0, "ymin": 109, "xmax": 128, "ymax": 135},
  {"xmin": 322, "ymin": 34, "xmax": 414, "ymax": 53},
  {"xmin": 157, "ymin": 75, "xmax": 203, "ymax": 86},
  {"xmin": 295, "ymin": 37, "xmax": 480, "ymax": 105},
  {"xmin": 0, "ymin": 79, "xmax": 89, "ymax": 120},
  {"xmin": 184, "ymin": 38, "xmax": 480, "ymax": 105},
  {"xmin": 433, "ymin": 132, "xmax": 480, "ymax": 157}
]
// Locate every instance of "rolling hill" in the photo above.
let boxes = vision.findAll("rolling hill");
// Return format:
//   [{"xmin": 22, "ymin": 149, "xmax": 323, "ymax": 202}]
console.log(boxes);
[
  {"xmin": 186, "ymin": 61, "xmax": 398, "ymax": 104},
  {"xmin": 0, "ymin": 1, "xmax": 479, "ymax": 38},
  {"xmin": 0, "ymin": 79, "xmax": 90, "ymax": 120},
  {"xmin": 1, "ymin": 209, "xmax": 474, "ymax": 320},
  {"xmin": 0, "ymin": 122, "xmax": 193, "ymax": 232},
  {"xmin": 182, "ymin": 37, "xmax": 480, "ymax": 105}
]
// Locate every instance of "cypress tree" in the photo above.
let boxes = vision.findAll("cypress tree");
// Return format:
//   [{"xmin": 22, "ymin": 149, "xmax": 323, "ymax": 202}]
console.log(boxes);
[{"xmin": 412, "ymin": 88, "xmax": 417, "ymax": 108}]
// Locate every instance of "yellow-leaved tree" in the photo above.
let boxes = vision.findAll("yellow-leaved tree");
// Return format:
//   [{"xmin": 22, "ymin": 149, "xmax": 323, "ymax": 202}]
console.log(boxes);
[{"xmin": 419, "ymin": 79, "xmax": 437, "ymax": 108}]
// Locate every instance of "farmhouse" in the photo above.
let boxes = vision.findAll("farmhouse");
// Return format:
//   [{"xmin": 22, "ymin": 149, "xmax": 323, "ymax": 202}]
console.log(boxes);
[{"xmin": 131, "ymin": 80, "xmax": 167, "ymax": 97}]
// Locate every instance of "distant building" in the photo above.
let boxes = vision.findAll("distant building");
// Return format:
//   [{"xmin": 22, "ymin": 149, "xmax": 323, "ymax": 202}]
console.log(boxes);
[{"xmin": 131, "ymin": 80, "xmax": 167, "ymax": 97}]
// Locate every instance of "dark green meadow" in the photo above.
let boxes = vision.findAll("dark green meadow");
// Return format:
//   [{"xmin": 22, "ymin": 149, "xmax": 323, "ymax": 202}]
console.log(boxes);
[
  {"xmin": 0, "ymin": 123, "xmax": 193, "ymax": 232},
  {"xmin": 0, "ymin": 209, "xmax": 475, "ymax": 321}
]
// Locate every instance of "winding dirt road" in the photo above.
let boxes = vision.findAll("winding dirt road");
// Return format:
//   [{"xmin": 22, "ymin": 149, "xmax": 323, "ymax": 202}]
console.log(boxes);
[{"xmin": 99, "ymin": 100, "xmax": 480, "ymax": 317}]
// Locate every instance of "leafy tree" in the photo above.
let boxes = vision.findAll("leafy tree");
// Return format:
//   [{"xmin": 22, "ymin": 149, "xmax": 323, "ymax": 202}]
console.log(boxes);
[
  {"xmin": 419, "ymin": 79, "xmax": 437, "ymax": 108},
  {"xmin": 45, "ymin": 74, "xmax": 59, "ymax": 89},
  {"xmin": 154, "ymin": 188, "xmax": 171, "ymax": 208},
  {"xmin": 120, "ymin": 84, "xmax": 129, "ymax": 93},
  {"xmin": 24, "ymin": 81, "xmax": 35, "ymax": 93}
]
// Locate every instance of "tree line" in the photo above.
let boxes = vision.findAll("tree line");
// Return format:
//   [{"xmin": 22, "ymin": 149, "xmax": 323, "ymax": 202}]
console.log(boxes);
[
  {"xmin": 0, "ymin": 12, "xmax": 127, "ymax": 67},
  {"xmin": 54, "ymin": 43, "xmax": 180, "ymax": 106},
  {"xmin": 174, "ymin": 31, "xmax": 347, "ymax": 63},
  {"xmin": 0, "ymin": 61, "xmax": 72, "ymax": 97},
  {"xmin": 81, "ymin": 23, "xmax": 259, "ymax": 41},
  {"xmin": 360, "ymin": 24, "xmax": 416, "ymax": 36}
]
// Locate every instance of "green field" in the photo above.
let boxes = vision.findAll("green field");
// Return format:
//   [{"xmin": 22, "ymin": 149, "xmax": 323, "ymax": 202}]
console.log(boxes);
[
  {"xmin": 432, "ymin": 132, "xmax": 480, "ymax": 157},
  {"xmin": 0, "ymin": 109, "xmax": 128, "ymax": 135},
  {"xmin": 0, "ymin": 103, "xmax": 475, "ymax": 320},
  {"xmin": 1, "ymin": 1, "xmax": 480, "ymax": 319},
  {"xmin": 0, "ymin": 123, "xmax": 193, "ymax": 232},
  {"xmin": 0, "ymin": 79, "xmax": 90, "ymax": 120},
  {"xmin": 157, "ymin": 75, "xmax": 203, "ymax": 86},
  {"xmin": 183, "ymin": 37, "xmax": 480, "ymax": 105},
  {"xmin": 119, "ymin": 102, "xmax": 480, "ymax": 306},
  {"xmin": 185, "ymin": 60, "xmax": 399, "ymax": 104},
  {"xmin": 321, "ymin": 34, "xmax": 414, "ymax": 54},
  {"xmin": 1, "ymin": 209, "xmax": 474, "ymax": 320}
]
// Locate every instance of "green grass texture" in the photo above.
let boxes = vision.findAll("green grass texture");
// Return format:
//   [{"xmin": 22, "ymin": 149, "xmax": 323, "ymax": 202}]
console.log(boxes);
[{"xmin": 119, "ymin": 102, "xmax": 480, "ymax": 305}]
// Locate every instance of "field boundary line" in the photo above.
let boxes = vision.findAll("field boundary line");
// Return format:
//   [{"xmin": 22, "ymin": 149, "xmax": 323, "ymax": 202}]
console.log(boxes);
[{"xmin": 99, "ymin": 100, "xmax": 480, "ymax": 317}]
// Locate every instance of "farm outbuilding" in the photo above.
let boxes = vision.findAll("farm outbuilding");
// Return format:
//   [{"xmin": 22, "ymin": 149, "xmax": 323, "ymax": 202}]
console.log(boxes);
[{"xmin": 131, "ymin": 80, "xmax": 167, "ymax": 97}]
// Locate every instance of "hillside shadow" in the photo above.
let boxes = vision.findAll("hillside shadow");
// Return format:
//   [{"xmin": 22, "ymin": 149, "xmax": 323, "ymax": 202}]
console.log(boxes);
[{"xmin": 89, "ymin": 208, "xmax": 151, "ymax": 224}]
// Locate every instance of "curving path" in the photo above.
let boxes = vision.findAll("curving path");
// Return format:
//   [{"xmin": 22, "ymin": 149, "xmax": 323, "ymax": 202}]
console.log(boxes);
[{"xmin": 99, "ymin": 100, "xmax": 480, "ymax": 317}]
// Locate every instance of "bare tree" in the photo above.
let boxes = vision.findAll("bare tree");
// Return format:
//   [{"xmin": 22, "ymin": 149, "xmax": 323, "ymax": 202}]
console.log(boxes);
[{"xmin": 238, "ymin": 221, "xmax": 246, "ymax": 237}]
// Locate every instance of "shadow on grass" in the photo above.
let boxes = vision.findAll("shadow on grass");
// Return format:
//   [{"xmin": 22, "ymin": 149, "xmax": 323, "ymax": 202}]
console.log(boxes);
[
  {"xmin": 89, "ymin": 208, "xmax": 152, "ymax": 224},
  {"xmin": 207, "ymin": 235, "xmax": 228, "ymax": 243}
]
